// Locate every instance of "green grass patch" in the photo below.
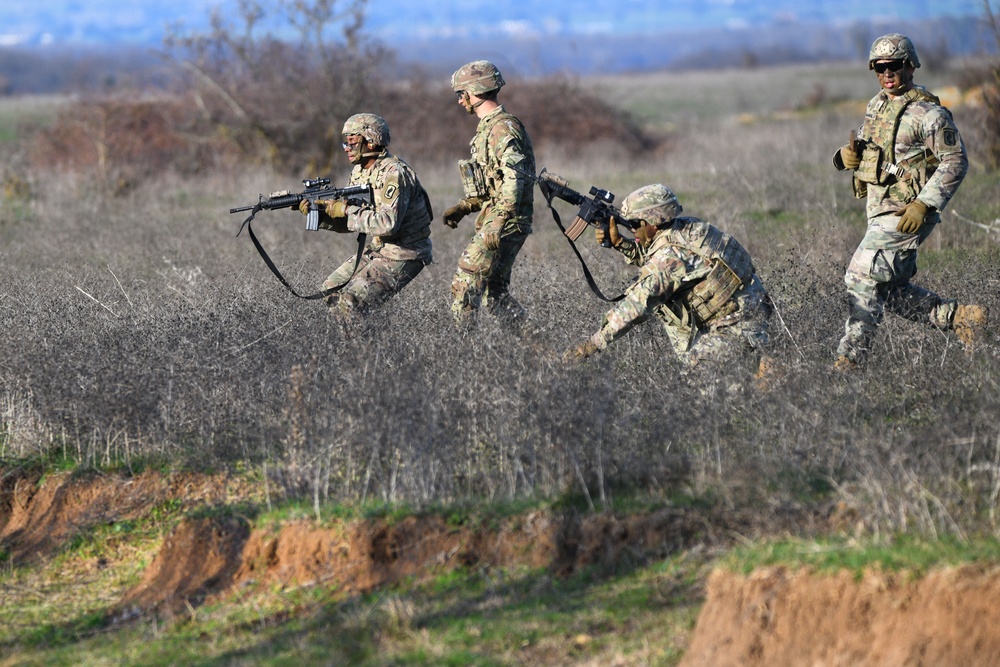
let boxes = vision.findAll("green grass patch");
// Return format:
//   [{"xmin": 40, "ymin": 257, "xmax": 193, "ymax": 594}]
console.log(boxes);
[{"xmin": 724, "ymin": 534, "xmax": 1000, "ymax": 579}]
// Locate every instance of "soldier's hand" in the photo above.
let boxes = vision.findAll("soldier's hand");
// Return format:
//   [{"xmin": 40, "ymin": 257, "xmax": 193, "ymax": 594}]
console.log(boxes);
[
  {"xmin": 596, "ymin": 215, "xmax": 622, "ymax": 247},
  {"xmin": 298, "ymin": 199, "xmax": 311, "ymax": 215},
  {"xmin": 562, "ymin": 339, "xmax": 600, "ymax": 364},
  {"xmin": 895, "ymin": 200, "xmax": 928, "ymax": 234},
  {"xmin": 443, "ymin": 197, "xmax": 482, "ymax": 228},
  {"xmin": 634, "ymin": 223, "xmax": 659, "ymax": 247},
  {"xmin": 482, "ymin": 230, "xmax": 501, "ymax": 250},
  {"xmin": 442, "ymin": 204, "xmax": 468, "ymax": 229},
  {"xmin": 319, "ymin": 199, "xmax": 348, "ymax": 219},
  {"xmin": 838, "ymin": 144, "xmax": 861, "ymax": 170}
]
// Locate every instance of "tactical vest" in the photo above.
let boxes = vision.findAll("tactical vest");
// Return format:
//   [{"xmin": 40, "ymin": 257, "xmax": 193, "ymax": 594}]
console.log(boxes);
[
  {"xmin": 355, "ymin": 154, "xmax": 432, "ymax": 251},
  {"xmin": 466, "ymin": 109, "xmax": 534, "ymax": 220},
  {"xmin": 855, "ymin": 86, "xmax": 940, "ymax": 197},
  {"xmin": 661, "ymin": 218, "xmax": 755, "ymax": 326}
]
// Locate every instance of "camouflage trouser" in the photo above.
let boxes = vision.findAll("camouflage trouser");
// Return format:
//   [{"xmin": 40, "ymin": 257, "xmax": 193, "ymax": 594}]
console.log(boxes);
[
  {"xmin": 450, "ymin": 226, "xmax": 529, "ymax": 329},
  {"xmin": 322, "ymin": 247, "xmax": 425, "ymax": 318},
  {"xmin": 664, "ymin": 275, "xmax": 772, "ymax": 367},
  {"xmin": 836, "ymin": 213, "xmax": 956, "ymax": 362}
]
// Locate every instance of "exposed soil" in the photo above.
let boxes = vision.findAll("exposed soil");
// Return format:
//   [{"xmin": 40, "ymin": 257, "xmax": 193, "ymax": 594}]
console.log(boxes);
[
  {"xmin": 681, "ymin": 565, "xmax": 1000, "ymax": 667},
  {"xmin": 5, "ymin": 467, "xmax": 1000, "ymax": 663}
]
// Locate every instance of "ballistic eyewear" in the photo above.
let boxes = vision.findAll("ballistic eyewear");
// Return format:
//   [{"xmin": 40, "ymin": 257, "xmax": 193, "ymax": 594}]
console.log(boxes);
[{"xmin": 873, "ymin": 60, "xmax": 906, "ymax": 74}]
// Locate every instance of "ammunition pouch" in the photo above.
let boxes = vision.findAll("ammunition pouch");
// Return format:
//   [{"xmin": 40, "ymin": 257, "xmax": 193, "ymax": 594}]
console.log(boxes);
[
  {"xmin": 855, "ymin": 144, "xmax": 884, "ymax": 185},
  {"xmin": 458, "ymin": 159, "xmax": 489, "ymax": 199},
  {"xmin": 681, "ymin": 231, "xmax": 755, "ymax": 327}
]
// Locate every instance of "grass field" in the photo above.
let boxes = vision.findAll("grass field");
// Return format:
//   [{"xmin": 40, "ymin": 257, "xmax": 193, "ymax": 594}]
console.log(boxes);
[{"xmin": 2, "ymin": 58, "xmax": 1000, "ymax": 664}]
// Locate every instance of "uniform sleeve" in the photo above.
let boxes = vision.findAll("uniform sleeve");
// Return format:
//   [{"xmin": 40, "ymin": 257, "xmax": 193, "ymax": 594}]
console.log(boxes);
[
  {"xmin": 916, "ymin": 108, "xmax": 968, "ymax": 212},
  {"xmin": 347, "ymin": 165, "xmax": 412, "ymax": 236},
  {"xmin": 491, "ymin": 122, "xmax": 530, "ymax": 220},
  {"xmin": 591, "ymin": 253, "xmax": 684, "ymax": 350},
  {"xmin": 612, "ymin": 238, "xmax": 646, "ymax": 266}
]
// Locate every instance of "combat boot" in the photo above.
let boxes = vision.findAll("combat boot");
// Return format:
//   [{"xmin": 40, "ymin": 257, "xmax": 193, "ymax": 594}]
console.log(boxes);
[
  {"xmin": 753, "ymin": 354, "xmax": 781, "ymax": 391},
  {"xmin": 832, "ymin": 355, "xmax": 858, "ymax": 372},
  {"xmin": 953, "ymin": 304, "xmax": 988, "ymax": 352}
]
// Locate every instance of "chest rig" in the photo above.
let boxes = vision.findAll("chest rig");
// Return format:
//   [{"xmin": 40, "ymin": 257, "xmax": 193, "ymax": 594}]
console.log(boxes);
[
  {"xmin": 855, "ymin": 87, "xmax": 940, "ymax": 198},
  {"xmin": 457, "ymin": 110, "xmax": 518, "ymax": 200},
  {"xmin": 660, "ymin": 218, "xmax": 755, "ymax": 327}
]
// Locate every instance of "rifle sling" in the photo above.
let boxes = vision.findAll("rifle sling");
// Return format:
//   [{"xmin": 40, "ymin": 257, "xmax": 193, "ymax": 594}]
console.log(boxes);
[
  {"xmin": 238, "ymin": 207, "xmax": 367, "ymax": 300},
  {"xmin": 542, "ymin": 196, "xmax": 624, "ymax": 303}
]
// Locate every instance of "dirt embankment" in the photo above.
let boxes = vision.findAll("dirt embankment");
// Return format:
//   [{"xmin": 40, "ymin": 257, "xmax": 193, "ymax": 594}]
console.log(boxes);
[
  {"xmin": 6, "ymin": 467, "xmax": 1000, "ymax": 663},
  {"xmin": 681, "ymin": 565, "xmax": 1000, "ymax": 667}
]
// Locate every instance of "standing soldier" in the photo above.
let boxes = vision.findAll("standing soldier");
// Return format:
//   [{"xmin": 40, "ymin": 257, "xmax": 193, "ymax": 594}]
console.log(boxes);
[
  {"xmin": 832, "ymin": 33, "xmax": 986, "ymax": 368},
  {"xmin": 301, "ymin": 113, "xmax": 433, "ymax": 318},
  {"xmin": 442, "ymin": 60, "xmax": 535, "ymax": 331},
  {"xmin": 565, "ymin": 184, "xmax": 772, "ymax": 372}
]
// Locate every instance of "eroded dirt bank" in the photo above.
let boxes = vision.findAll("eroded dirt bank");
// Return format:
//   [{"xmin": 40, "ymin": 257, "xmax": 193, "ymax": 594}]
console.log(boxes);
[
  {"xmin": 7, "ymin": 467, "xmax": 1000, "ymax": 664},
  {"xmin": 114, "ymin": 506, "xmax": 715, "ymax": 617},
  {"xmin": 681, "ymin": 565, "xmax": 1000, "ymax": 667}
]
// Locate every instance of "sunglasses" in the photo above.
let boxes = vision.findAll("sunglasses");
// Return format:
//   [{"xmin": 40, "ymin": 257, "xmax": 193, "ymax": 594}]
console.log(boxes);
[{"xmin": 873, "ymin": 60, "xmax": 906, "ymax": 74}]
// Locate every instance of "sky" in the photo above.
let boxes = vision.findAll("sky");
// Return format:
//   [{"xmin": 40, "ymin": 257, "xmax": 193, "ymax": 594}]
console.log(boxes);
[{"xmin": 0, "ymin": 0, "xmax": 991, "ymax": 48}]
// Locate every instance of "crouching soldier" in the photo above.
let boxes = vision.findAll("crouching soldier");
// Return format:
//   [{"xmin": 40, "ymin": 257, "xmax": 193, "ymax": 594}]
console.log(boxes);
[{"xmin": 565, "ymin": 184, "xmax": 772, "ymax": 375}]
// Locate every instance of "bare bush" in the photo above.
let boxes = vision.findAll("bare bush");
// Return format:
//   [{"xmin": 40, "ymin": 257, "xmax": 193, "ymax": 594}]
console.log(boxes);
[{"xmin": 4, "ymin": 64, "xmax": 1000, "ymax": 540}]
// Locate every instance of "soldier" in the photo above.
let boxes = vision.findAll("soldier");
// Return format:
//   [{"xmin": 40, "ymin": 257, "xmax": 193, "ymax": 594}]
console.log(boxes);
[
  {"xmin": 565, "ymin": 184, "xmax": 772, "ymax": 371},
  {"xmin": 442, "ymin": 60, "xmax": 535, "ymax": 331},
  {"xmin": 300, "ymin": 113, "xmax": 433, "ymax": 318},
  {"xmin": 832, "ymin": 33, "xmax": 987, "ymax": 368}
]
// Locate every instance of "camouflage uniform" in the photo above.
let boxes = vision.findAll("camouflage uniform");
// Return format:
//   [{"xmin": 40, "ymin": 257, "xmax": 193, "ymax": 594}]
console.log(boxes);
[
  {"xmin": 833, "ymin": 34, "xmax": 969, "ymax": 363},
  {"xmin": 317, "ymin": 115, "xmax": 432, "ymax": 317},
  {"xmin": 447, "ymin": 61, "xmax": 535, "ymax": 328},
  {"xmin": 584, "ymin": 186, "xmax": 771, "ymax": 367}
]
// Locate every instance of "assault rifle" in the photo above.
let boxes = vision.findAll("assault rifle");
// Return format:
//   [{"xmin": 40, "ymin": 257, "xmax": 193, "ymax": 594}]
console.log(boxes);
[
  {"xmin": 513, "ymin": 166, "xmax": 636, "ymax": 247},
  {"xmin": 229, "ymin": 178, "xmax": 373, "ymax": 301},
  {"xmin": 230, "ymin": 178, "xmax": 372, "ymax": 233},
  {"xmin": 515, "ymin": 166, "xmax": 638, "ymax": 302}
]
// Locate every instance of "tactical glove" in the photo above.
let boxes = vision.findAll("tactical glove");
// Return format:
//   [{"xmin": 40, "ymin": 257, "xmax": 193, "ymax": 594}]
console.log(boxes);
[
  {"xmin": 895, "ymin": 200, "xmax": 928, "ymax": 234},
  {"xmin": 596, "ymin": 215, "xmax": 623, "ymax": 247},
  {"xmin": 838, "ymin": 144, "xmax": 861, "ymax": 170},
  {"xmin": 314, "ymin": 199, "xmax": 347, "ymax": 219},
  {"xmin": 482, "ymin": 230, "xmax": 501, "ymax": 250},
  {"xmin": 442, "ymin": 197, "xmax": 481, "ymax": 228},
  {"xmin": 634, "ymin": 223, "xmax": 659, "ymax": 247},
  {"xmin": 298, "ymin": 199, "xmax": 311, "ymax": 215},
  {"xmin": 562, "ymin": 338, "xmax": 600, "ymax": 364}
]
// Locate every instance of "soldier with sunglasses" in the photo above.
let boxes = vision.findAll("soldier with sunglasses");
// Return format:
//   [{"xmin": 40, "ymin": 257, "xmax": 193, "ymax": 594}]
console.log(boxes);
[{"xmin": 832, "ymin": 33, "xmax": 986, "ymax": 369}]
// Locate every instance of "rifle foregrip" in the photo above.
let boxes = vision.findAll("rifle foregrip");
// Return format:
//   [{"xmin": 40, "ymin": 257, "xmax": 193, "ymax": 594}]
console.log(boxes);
[{"xmin": 265, "ymin": 193, "xmax": 303, "ymax": 210}]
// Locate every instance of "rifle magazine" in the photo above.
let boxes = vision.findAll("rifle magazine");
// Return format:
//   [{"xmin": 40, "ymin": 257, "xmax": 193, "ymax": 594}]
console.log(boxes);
[{"xmin": 565, "ymin": 216, "xmax": 589, "ymax": 242}]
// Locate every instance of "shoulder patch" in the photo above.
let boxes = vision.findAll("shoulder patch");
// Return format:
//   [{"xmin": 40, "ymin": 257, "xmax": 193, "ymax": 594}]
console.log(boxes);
[{"xmin": 383, "ymin": 183, "xmax": 398, "ymax": 201}]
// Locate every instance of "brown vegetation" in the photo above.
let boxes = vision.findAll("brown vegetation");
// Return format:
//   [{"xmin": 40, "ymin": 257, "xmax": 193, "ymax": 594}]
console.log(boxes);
[{"xmin": 2, "ymin": 2, "xmax": 1000, "ymax": 662}]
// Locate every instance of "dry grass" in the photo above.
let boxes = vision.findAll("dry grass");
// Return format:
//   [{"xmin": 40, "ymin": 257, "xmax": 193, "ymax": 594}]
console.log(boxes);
[{"xmin": 1, "ymin": 61, "xmax": 999, "ymax": 542}]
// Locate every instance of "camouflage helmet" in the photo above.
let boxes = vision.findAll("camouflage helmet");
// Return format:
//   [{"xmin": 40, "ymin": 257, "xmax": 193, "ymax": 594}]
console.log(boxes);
[
  {"xmin": 342, "ymin": 113, "xmax": 390, "ymax": 147},
  {"xmin": 621, "ymin": 184, "xmax": 683, "ymax": 226},
  {"xmin": 451, "ymin": 60, "xmax": 505, "ymax": 95},
  {"xmin": 868, "ymin": 33, "xmax": 920, "ymax": 69}
]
